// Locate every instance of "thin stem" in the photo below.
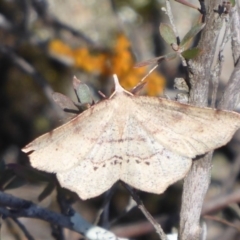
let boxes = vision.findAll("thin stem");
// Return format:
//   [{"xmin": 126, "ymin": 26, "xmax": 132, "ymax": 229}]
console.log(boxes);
[
  {"xmin": 165, "ymin": 0, "xmax": 180, "ymax": 44},
  {"xmin": 211, "ymin": 17, "xmax": 231, "ymax": 107},
  {"xmin": 203, "ymin": 215, "xmax": 240, "ymax": 232},
  {"xmin": 12, "ymin": 218, "xmax": 35, "ymax": 240},
  {"xmin": 123, "ymin": 183, "xmax": 167, "ymax": 240},
  {"xmin": 0, "ymin": 191, "xmax": 128, "ymax": 240}
]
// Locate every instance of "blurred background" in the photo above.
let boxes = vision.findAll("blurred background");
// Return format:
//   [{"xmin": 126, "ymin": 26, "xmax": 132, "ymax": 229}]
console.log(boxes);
[{"xmin": 0, "ymin": 0, "xmax": 240, "ymax": 239}]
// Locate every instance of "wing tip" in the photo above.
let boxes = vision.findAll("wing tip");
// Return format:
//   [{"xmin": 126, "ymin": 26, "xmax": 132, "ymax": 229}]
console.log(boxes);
[{"xmin": 21, "ymin": 144, "xmax": 34, "ymax": 155}]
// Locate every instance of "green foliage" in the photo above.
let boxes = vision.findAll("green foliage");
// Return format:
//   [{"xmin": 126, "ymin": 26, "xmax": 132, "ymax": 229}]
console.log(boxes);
[
  {"xmin": 181, "ymin": 48, "xmax": 202, "ymax": 60},
  {"xmin": 159, "ymin": 23, "xmax": 177, "ymax": 46},
  {"xmin": 180, "ymin": 23, "xmax": 205, "ymax": 49},
  {"xmin": 73, "ymin": 76, "xmax": 93, "ymax": 105},
  {"xmin": 159, "ymin": 22, "xmax": 204, "ymax": 60}
]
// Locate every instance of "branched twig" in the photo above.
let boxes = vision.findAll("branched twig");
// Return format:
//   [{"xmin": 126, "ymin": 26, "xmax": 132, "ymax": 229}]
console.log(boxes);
[
  {"xmin": 29, "ymin": 0, "xmax": 97, "ymax": 47},
  {"xmin": 221, "ymin": 151, "xmax": 240, "ymax": 192},
  {"xmin": 0, "ymin": 191, "xmax": 31, "ymax": 209},
  {"xmin": 0, "ymin": 191, "xmax": 128, "ymax": 240},
  {"xmin": 203, "ymin": 215, "xmax": 240, "ymax": 232},
  {"xmin": 123, "ymin": 183, "xmax": 167, "ymax": 240},
  {"xmin": 94, "ymin": 185, "xmax": 117, "ymax": 227},
  {"xmin": 202, "ymin": 188, "xmax": 240, "ymax": 215},
  {"xmin": 110, "ymin": 197, "xmax": 137, "ymax": 227},
  {"xmin": 229, "ymin": 3, "xmax": 240, "ymax": 64},
  {"xmin": 53, "ymin": 187, "xmax": 68, "ymax": 240},
  {"xmin": 45, "ymin": 16, "xmax": 97, "ymax": 46},
  {"xmin": 218, "ymin": 59, "xmax": 240, "ymax": 110},
  {"xmin": 211, "ymin": 17, "xmax": 231, "ymax": 107},
  {"xmin": 165, "ymin": 0, "xmax": 180, "ymax": 44},
  {"xmin": 179, "ymin": 1, "xmax": 231, "ymax": 239},
  {"xmin": 164, "ymin": 1, "xmax": 187, "ymax": 67},
  {"xmin": 218, "ymin": 4, "xmax": 240, "ymax": 111}
]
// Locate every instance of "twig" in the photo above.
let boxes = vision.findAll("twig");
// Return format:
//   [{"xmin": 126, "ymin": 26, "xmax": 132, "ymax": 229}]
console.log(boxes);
[
  {"xmin": 216, "ymin": 220, "xmax": 240, "ymax": 240},
  {"xmin": 123, "ymin": 183, "xmax": 167, "ymax": 240},
  {"xmin": 30, "ymin": 0, "xmax": 97, "ymax": 47},
  {"xmin": 0, "ymin": 214, "xmax": 2, "ymax": 237},
  {"xmin": 94, "ymin": 186, "xmax": 117, "ymax": 227},
  {"xmin": 198, "ymin": 0, "xmax": 206, "ymax": 23},
  {"xmin": 203, "ymin": 215, "xmax": 240, "ymax": 232},
  {"xmin": 51, "ymin": 224, "xmax": 65, "ymax": 240},
  {"xmin": 109, "ymin": 0, "xmax": 126, "ymax": 33},
  {"xmin": 217, "ymin": 5, "xmax": 240, "ymax": 110},
  {"xmin": 0, "ymin": 45, "xmax": 63, "ymax": 118},
  {"xmin": 0, "ymin": 191, "xmax": 128, "ymax": 240},
  {"xmin": 179, "ymin": 1, "xmax": 229, "ymax": 239},
  {"xmin": 211, "ymin": 18, "xmax": 231, "ymax": 107},
  {"xmin": 165, "ymin": 0, "xmax": 180, "ymax": 44},
  {"xmin": 174, "ymin": 0, "xmax": 199, "ymax": 10},
  {"xmin": 139, "ymin": 64, "xmax": 158, "ymax": 83},
  {"xmin": 0, "ymin": 191, "xmax": 31, "ymax": 209},
  {"xmin": 221, "ymin": 151, "xmax": 240, "ymax": 192},
  {"xmin": 12, "ymin": 217, "xmax": 35, "ymax": 240},
  {"xmin": 202, "ymin": 188, "xmax": 240, "ymax": 215},
  {"xmin": 111, "ymin": 215, "xmax": 169, "ymax": 238},
  {"xmin": 16, "ymin": 0, "xmax": 30, "ymax": 38},
  {"xmin": 30, "ymin": 0, "xmax": 48, "ymax": 17},
  {"xmin": 218, "ymin": 59, "xmax": 240, "ymax": 110},
  {"xmin": 46, "ymin": 16, "xmax": 97, "ymax": 46},
  {"xmin": 53, "ymin": 187, "xmax": 68, "ymax": 240},
  {"xmin": 110, "ymin": 197, "xmax": 137, "ymax": 226},
  {"xmin": 4, "ymin": 218, "xmax": 20, "ymax": 240},
  {"xmin": 164, "ymin": 1, "xmax": 187, "ymax": 67},
  {"xmin": 229, "ymin": 3, "xmax": 240, "ymax": 64},
  {"xmin": 0, "ymin": 13, "xmax": 12, "ymax": 30}
]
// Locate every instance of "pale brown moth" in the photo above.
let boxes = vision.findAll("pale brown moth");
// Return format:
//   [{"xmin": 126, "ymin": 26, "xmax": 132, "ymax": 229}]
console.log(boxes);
[{"xmin": 22, "ymin": 75, "xmax": 240, "ymax": 200}]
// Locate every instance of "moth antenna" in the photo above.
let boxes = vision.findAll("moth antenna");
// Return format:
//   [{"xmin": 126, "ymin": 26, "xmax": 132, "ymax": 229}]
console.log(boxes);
[
  {"xmin": 140, "ymin": 64, "xmax": 158, "ymax": 83},
  {"xmin": 98, "ymin": 91, "xmax": 107, "ymax": 99}
]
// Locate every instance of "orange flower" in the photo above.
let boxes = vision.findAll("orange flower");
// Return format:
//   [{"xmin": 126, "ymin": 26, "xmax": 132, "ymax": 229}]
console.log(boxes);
[
  {"xmin": 49, "ymin": 40, "xmax": 73, "ymax": 58},
  {"xmin": 48, "ymin": 35, "xmax": 165, "ymax": 96}
]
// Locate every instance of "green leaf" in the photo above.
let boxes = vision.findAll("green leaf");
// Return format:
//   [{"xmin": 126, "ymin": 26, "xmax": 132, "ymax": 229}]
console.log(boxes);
[
  {"xmin": 181, "ymin": 48, "xmax": 202, "ymax": 60},
  {"xmin": 76, "ymin": 84, "xmax": 93, "ymax": 105},
  {"xmin": 52, "ymin": 92, "xmax": 79, "ymax": 113},
  {"xmin": 159, "ymin": 23, "xmax": 177, "ymax": 46},
  {"xmin": 38, "ymin": 182, "xmax": 55, "ymax": 202},
  {"xmin": 180, "ymin": 23, "xmax": 205, "ymax": 49},
  {"xmin": 4, "ymin": 176, "xmax": 27, "ymax": 190},
  {"xmin": 73, "ymin": 76, "xmax": 93, "ymax": 105}
]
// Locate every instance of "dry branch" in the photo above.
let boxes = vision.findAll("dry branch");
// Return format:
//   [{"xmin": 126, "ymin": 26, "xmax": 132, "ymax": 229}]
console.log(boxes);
[{"xmin": 0, "ymin": 191, "xmax": 128, "ymax": 240}]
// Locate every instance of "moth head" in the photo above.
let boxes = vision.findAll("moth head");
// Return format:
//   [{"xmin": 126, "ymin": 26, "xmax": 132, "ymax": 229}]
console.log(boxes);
[{"xmin": 109, "ymin": 74, "xmax": 134, "ymax": 99}]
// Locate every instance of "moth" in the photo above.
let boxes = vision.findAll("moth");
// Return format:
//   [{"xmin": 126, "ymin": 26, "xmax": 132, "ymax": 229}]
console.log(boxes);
[{"xmin": 22, "ymin": 75, "xmax": 240, "ymax": 200}]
